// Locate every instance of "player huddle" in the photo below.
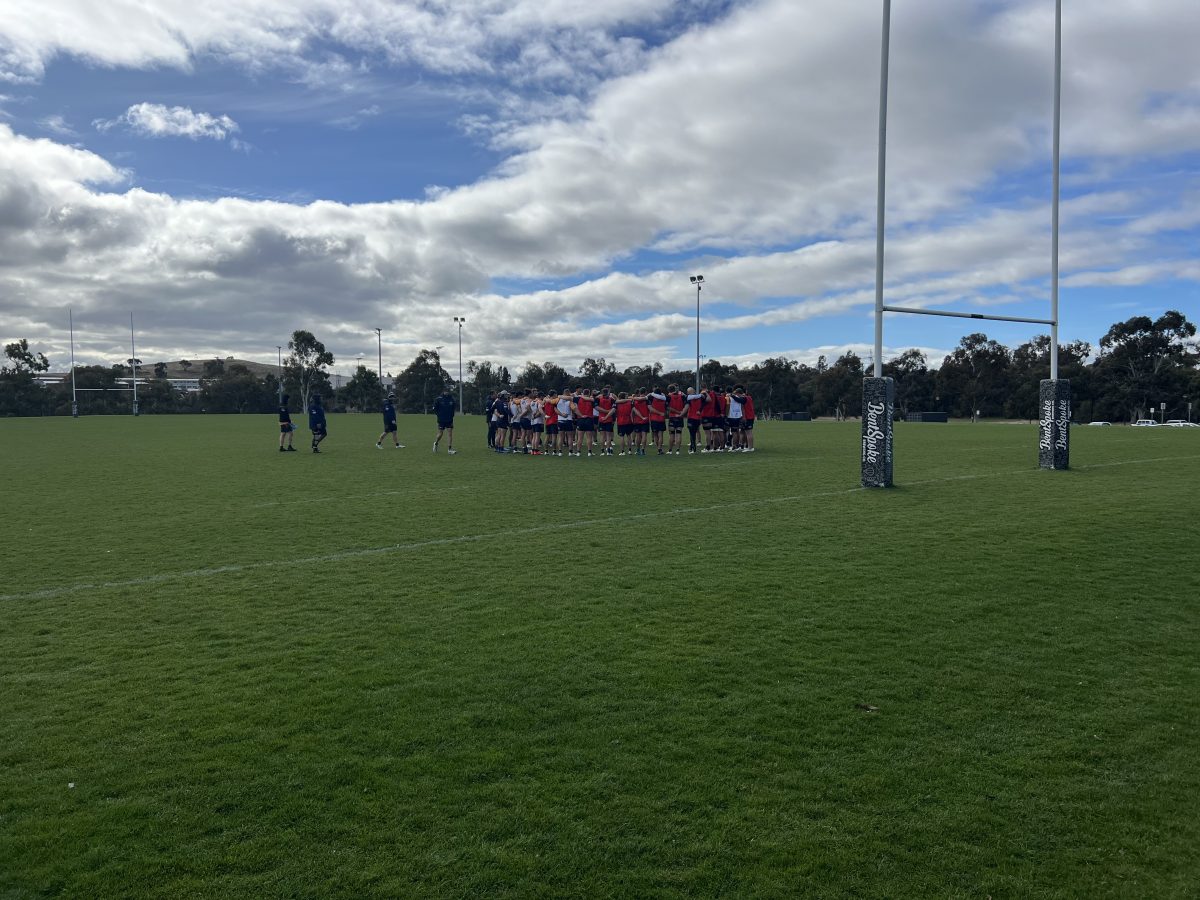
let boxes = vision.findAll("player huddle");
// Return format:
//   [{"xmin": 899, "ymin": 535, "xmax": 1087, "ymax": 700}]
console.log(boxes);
[{"xmin": 486, "ymin": 385, "xmax": 757, "ymax": 457}]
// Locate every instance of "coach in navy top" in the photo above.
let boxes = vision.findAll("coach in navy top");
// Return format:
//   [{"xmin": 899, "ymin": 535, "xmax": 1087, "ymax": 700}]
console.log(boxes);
[
  {"xmin": 377, "ymin": 394, "xmax": 404, "ymax": 449},
  {"xmin": 432, "ymin": 389, "xmax": 457, "ymax": 454},
  {"xmin": 308, "ymin": 394, "xmax": 328, "ymax": 453}
]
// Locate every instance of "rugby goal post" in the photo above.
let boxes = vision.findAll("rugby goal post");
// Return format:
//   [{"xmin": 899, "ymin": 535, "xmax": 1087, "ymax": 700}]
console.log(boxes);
[{"xmin": 862, "ymin": 0, "xmax": 1069, "ymax": 489}]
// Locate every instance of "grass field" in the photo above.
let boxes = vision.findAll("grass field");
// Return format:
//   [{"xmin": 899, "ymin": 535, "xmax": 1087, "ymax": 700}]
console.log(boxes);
[{"xmin": 2, "ymin": 414, "xmax": 1198, "ymax": 898}]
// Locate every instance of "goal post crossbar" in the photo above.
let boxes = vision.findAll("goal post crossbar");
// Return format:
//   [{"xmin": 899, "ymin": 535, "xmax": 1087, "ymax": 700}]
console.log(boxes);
[{"xmin": 881, "ymin": 305, "xmax": 1055, "ymax": 327}]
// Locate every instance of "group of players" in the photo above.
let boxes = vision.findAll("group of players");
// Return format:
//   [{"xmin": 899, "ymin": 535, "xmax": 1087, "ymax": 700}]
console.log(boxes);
[
  {"xmin": 277, "ymin": 388, "xmax": 459, "ymax": 454},
  {"xmin": 484, "ymin": 385, "xmax": 757, "ymax": 456}
]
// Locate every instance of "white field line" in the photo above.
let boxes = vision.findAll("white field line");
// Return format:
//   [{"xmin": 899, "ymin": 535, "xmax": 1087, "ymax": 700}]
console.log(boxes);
[
  {"xmin": 6, "ymin": 454, "xmax": 1197, "ymax": 603},
  {"xmin": 252, "ymin": 484, "xmax": 470, "ymax": 509}
]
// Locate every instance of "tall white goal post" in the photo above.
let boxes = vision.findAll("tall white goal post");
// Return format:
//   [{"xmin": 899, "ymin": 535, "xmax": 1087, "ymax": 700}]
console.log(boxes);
[{"xmin": 862, "ymin": 0, "xmax": 1069, "ymax": 488}]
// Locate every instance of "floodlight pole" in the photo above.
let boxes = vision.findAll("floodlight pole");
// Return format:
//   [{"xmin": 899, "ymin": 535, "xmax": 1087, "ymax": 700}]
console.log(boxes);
[
  {"xmin": 696, "ymin": 273, "xmax": 700, "ymax": 388},
  {"xmin": 1050, "ymin": 0, "xmax": 1061, "ymax": 382},
  {"xmin": 454, "ymin": 317, "xmax": 466, "ymax": 412},
  {"xmin": 130, "ymin": 312, "xmax": 139, "ymax": 416},
  {"xmin": 69, "ymin": 307, "xmax": 78, "ymax": 418},
  {"xmin": 277, "ymin": 345, "xmax": 283, "ymax": 402}
]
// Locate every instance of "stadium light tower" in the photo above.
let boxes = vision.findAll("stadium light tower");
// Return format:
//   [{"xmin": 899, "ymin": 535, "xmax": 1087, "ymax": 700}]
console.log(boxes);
[
  {"xmin": 690, "ymin": 275, "xmax": 704, "ymax": 391},
  {"xmin": 276, "ymin": 345, "xmax": 283, "ymax": 402},
  {"xmin": 453, "ymin": 316, "xmax": 466, "ymax": 412}
]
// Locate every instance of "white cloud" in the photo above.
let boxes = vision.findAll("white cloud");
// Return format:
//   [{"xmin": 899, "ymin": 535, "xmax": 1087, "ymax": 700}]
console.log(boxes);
[
  {"xmin": 329, "ymin": 104, "xmax": 380, "ymax": 130},
  {"xmin": 1, "ymin": 1, "xmax": 1198, "ymax": 373},
  {"xmin": 95, "ymin": 103, "xmax": 239, "ymax": 140},
  {"xmin": 36, "ymin": 113, "xmax": 74, "ymax": 135}
]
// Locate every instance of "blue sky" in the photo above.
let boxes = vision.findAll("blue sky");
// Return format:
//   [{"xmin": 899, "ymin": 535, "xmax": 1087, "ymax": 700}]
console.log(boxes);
[{"xmin": 1, "ymin": 0, "xmax": 1197, "ymax": 378}]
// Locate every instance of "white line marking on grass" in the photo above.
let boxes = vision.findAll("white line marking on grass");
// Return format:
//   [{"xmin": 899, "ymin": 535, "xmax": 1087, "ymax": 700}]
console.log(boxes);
[
  {"xmin": 7, "ymin": 454, "xmax": 1198, "ymax": 603},
  {"xmin": 252, "ymin": 484, "xmax": 471, "ymax": 508}
]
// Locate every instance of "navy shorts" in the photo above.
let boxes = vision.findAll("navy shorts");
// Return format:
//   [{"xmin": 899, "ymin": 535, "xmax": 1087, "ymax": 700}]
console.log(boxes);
[
  {"xmin": 743, "ymin": 419, "xmax": 755, "ymax": 431},
  {"xmin": 576, "ymin": 419, "xmax": 594, "ymax": 432},
  {"xmin": 726, "ymin": 418, "xmax": 743, "ymax": 432},
  {"xmin": 618, "ymin": 423, "xmax": 632, "ymax": 436},
  {"xmin": 532, "ymin": 424, "xmax": 545, "ymax": 434},
  {"xmin": 635, "ymin": 423, "xmax": 650, "ymax": 434},
  {"xmin": 668, "ymin": 417, "xmax": 683, "ymax": 431},
  {"xmin": 702, "ymin": 417, "xmax": 715, "ymax": 429},
  {"xmin": 437, "ymin": 419, "xmax": 454, "ymax": 430},
  {"xmin": 650, "ymin": 421, "xmax": 666, "ymax": 433},
  {"xmin": 312, "ymin": 425, "xmax": 327, "ymax": 437},
  {"xmin": 280, "ymin": 423, "xmax": 292, "ymax": 434},
  {"xmin": 383, "ymin": 422, "xmax": 397, "ymax": 433},
  {"xmin": 547, "ymin": 423, "xmax": 559, "ymax": 435},
  {"xmin": 598, "ymin": 422, "xmax": 614, "ymax": 432},
  {"xmin": 559, "ymin": 420, "xmax": 575, "ymax": 433},
  {"xmin": 520, "ymin": 418, "xmax": 531, "ymax": 429}
]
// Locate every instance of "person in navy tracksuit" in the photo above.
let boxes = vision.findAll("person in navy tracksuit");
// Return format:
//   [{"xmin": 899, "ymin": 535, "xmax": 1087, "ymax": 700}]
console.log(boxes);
[
  {"xmin": 376, "ymin": 394, "xmax": 404, "ymax": 449},
  {"xmin": 308, "ymin": 393, "xmax": 328, "ymax": 453}
]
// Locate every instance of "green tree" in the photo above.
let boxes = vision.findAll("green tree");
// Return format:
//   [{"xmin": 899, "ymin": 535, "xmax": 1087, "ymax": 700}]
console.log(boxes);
[
  {"xmin": 200, "ymin": 364, "xmax": 273, "ymax": 413},
  {"xmin": 937, "ymin": 333, "xmax": 1013, "ymax": 418},
  {"xmin": 0, "ymin": 339, "xmax": 52, "ymax": 416},
  {"xmin": 883, "ymin": 349, "xmax": 935, "ymax": 419},
  {"xmin": 284, "ymin": 330, "xmax": 335, "ymax": 413},
  {"xmin": 813, "ymin": 352, "xmax": 863, "ymax": 419},
  {"xmin": 1005, "ymin": 336, "xmax": 1091, "ymax": 421},
  {"xmin": 393, "ymin": 349, "xmax": 451, "ymax": 414},
  {"xmin": 338, "ymin": 366, "xmax": 383, "ymax": 413},
  {"xmin": 1092, "ymin": 311, "xmax": 1197, "ymax": 422}
]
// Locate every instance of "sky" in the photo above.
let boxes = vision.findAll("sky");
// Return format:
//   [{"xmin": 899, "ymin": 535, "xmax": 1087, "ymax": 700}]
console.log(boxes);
[{"xmin": 1, "ymin": 0, "xmax": 1198, "ymax": 379}]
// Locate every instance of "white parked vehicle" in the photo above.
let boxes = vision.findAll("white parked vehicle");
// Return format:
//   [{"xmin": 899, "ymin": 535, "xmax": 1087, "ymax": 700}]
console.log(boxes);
[
  {"xmin": 1087, "ymin": 421, "xmax": 1111, "ymax": 427},
  {"xmin": 1132, "ymin": 419, "xmax": 1159, "ymax": 427},
  {"xmin": 1164, "ymin": 420, "xmax": 1195, "ymax": 427}
]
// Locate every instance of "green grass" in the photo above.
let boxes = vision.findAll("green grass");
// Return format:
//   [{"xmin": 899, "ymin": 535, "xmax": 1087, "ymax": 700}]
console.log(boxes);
[{"xmin": 2, "ymin": 414, "xmax": 1198, "ymax": 898}]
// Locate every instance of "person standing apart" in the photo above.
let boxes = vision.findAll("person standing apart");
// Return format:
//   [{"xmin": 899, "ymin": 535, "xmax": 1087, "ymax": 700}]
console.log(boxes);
[
  {"xmin": 308, "ymin": 393, "xmax": 328, "ymax": 453},
  {"xmin": 278, "ymin": 394, "xmax": 297, "ymax": 452},
  {"xmin": 377, "ymin": 393, "xmax": 405, "ymax": 449},
  {"xmin": 433, "ymin": 388, "xmax": 458, "ymax": 454}
]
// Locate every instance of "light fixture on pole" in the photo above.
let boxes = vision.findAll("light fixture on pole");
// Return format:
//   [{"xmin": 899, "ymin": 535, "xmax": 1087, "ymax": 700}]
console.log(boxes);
[
  {"xmin": 690, "ymin": 275, "xmax": 704, "ymax": 391},
  {"xmin": 453, "ymin": 316, "xmax": 466, "ymax": 412}
]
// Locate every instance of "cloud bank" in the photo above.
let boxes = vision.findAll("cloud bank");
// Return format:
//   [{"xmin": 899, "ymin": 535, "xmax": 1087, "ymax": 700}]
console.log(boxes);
[{"xmin": 0, "ymin": 0, "xmax": 1197, "ymax": 373}]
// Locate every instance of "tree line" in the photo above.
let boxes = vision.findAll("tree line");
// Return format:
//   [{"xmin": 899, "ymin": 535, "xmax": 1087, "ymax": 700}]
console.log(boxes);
[{"xmin": 3, "ymin": 312, "xmax": 1197, "ymax": 422}]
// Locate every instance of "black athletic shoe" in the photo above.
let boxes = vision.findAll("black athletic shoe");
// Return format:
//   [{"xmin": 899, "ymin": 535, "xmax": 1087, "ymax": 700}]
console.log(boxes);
[
  {"xmin": 287, "ymin": 446, "xmax": 296, "ymax": 451},
  {"xmin": 312, "ymin": 447, "xmax": 320, "ymax": 453},
  {"xmin": 279, "ymin": 447, "xmax": 286, "ymax": 452}
]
